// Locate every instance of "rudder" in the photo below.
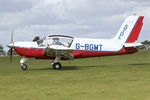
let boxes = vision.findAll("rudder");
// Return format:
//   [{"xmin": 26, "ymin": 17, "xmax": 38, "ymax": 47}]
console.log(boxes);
[{"xmin": 126, "ymin": 16, "xmax": 144, "ymax": 43}]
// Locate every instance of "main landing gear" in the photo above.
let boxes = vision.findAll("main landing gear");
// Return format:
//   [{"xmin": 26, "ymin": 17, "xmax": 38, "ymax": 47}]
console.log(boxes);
[
  {"xmin": 52, "ymin": 62, "xmax": 62, "ymax": 69},
  {"xmin": 19, "ymin": 56, "xmax": 62, "ymax": 70},
  {"xmin": 20, "ymin": 57, "xmax": 28, "ymax": 70},
  {"xmin": 51, "ymin": 56, "xmax": 62, "ymax": 70}
]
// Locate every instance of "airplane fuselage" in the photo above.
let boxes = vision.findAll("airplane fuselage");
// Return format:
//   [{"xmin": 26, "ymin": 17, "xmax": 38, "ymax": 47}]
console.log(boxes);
[{"xmin": 13, "ymin": 37, "xmax": 137, "ymax": 59}]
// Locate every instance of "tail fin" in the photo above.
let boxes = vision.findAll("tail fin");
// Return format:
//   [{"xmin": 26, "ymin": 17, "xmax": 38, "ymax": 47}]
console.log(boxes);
[{"xmin": 113, "ymin": 16, "xmax": 144, "ymax": 44}]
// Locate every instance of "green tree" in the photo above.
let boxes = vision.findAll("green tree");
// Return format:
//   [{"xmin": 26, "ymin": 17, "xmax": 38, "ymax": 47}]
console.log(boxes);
[
  {"xmin": 137, "ymin": 40, "xmax": 150, "ymax": 51},
  {"xmin": 141, "ymin": 40, "xmax": 150, "ymax": 50},
  {"xmin": 0, "ymin": 44, "xmax": 5, "ymax": 55}
]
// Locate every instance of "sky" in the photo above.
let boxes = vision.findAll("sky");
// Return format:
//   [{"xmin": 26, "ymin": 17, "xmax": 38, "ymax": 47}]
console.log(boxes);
[{"xmin": 0, "ymin": 0, "xmax": 150, "ymax": 51}]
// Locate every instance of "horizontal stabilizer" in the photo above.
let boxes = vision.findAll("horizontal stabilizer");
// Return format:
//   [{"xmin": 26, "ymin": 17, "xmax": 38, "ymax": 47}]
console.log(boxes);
[{"xmin": 124, "ymin": 43, "xmax": 142, "ymax": 47}]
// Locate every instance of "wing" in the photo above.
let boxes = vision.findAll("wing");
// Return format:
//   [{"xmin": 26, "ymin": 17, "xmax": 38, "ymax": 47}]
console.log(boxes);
[{"xmin": 44, "ymin": 45, "xmax": 74, "ymax": 60}]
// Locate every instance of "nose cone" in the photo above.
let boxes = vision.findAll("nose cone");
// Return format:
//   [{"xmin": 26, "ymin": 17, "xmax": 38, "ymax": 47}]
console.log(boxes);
[{"xmin": 7, "ymin": 43, "xmax": 14, "ymax": 48}]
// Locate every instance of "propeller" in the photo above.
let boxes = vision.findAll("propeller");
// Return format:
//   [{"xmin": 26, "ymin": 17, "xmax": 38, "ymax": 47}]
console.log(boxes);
[{"xmin": 7, "ymin": 31, "xmax": 14, "ymax": 63}]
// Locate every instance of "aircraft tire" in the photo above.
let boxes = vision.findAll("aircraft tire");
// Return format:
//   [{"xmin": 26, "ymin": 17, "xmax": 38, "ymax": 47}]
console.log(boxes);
[
  {"xmin": 21, "ymin": 63, "xmax": 28, "ymax": 70},
  {"xmin": 52, "ymin": 62, "xmax": 62, "ymax": 69}
]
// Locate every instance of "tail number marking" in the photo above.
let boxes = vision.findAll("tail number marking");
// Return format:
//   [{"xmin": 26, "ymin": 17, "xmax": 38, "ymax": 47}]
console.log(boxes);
[{"xmin": 76, "ymin": 43, "xmax": 103, "ymax": 51}]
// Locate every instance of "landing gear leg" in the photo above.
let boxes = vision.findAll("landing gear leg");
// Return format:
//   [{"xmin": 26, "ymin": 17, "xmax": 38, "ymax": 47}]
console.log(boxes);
[
  {"xmin": 20, "ymin": 57, "xmax": 28, "ymax": 70},
  {"xmin": 51, "ymin": 56, "xmax": 62, "ymax": 69}
]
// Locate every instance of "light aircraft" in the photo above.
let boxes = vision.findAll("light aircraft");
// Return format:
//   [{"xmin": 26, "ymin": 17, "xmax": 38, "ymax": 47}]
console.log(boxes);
[{"xmin": 7, "ymin": 15, "xmax": 144, "ymax": 70}]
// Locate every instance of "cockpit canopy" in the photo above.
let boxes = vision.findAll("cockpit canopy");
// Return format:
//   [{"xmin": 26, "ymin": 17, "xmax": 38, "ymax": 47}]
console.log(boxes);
[{"xmin": 37, "ymin": 35, "xmax": 74, "ymax": 47}]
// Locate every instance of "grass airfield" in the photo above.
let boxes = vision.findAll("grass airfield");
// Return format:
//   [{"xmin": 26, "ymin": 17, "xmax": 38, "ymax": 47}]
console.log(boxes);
[{"xmin": 0, "ymin": 51, "xmax": 150, "ymax": 100}]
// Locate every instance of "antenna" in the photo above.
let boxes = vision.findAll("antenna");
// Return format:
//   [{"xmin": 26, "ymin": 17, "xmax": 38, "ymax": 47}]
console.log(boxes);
[
  {"xmin": 133, "ymin": 8, "xmax": 136, "ymax": 16},
  {"xmin": 129, "ymin": 8, "xmax": 137, "ymax": 16}
]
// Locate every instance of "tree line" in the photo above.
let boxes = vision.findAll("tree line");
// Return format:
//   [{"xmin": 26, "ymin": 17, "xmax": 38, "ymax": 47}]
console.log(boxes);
[
  {"xmin": 137, "ymin": 40, "xmax": 150, "ymax": 50},
  {"xmin": 0, "ymin": 44, "xmax": 5, "ymax": 55}
]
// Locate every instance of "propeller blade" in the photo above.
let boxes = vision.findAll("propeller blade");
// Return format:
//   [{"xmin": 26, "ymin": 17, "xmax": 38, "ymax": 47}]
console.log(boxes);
[
  {"xmin": 9, "ymin": 31, "xmax": 14, "ymax": 64},
  {"xmin": 11, "ymin": 31, "xmax": 13, "ymax": 43},
  {"xmin": 10, "ymin": 48, "xmax": 13, "ymax": 63}
]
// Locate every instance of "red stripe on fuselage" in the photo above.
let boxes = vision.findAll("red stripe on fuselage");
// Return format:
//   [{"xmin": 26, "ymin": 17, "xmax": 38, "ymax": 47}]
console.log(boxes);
[{"xmin": 72, "ymin": 47, "xmax": 137, "ymax": 59}]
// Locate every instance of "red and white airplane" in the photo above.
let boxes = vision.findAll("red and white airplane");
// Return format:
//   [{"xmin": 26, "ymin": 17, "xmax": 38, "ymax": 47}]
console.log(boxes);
[{"xmin": 8, "ymin": 15, "xmax": 144, "ymax": 70}]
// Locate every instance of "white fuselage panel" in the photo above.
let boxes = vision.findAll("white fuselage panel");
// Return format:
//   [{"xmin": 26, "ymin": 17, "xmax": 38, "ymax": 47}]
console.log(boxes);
[{"xmin": 70, "ymin": 38, "xmax": 123, "ymax": 52}]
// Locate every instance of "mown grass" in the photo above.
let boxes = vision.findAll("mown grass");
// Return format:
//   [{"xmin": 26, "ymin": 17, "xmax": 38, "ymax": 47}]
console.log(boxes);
[{"xmin": 0, "ymin": 51, "xmax": 150, "ymax": 100}]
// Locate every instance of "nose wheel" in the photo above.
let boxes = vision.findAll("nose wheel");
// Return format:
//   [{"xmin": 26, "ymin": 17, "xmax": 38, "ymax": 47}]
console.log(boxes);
[
  {"xmin": 21, "ymin": 63, "xmax": 28, "ymax": 70},
  {"xmin": 20, "ymin": 57, "xmax": 28, "ymax": 70}
]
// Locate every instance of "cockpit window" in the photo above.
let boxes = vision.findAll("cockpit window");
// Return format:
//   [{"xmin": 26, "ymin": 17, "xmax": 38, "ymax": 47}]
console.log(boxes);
[
  {"xmin": 37, "ymin": 35, "xmax": 74, "ymax": 47},
  {"xmin": 52, "ymin": 38, "xmax": 64, "ymax": 45},
  {"xmin": 50, "ymin": 35, "xmax": 74, "ymax": 47}
]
